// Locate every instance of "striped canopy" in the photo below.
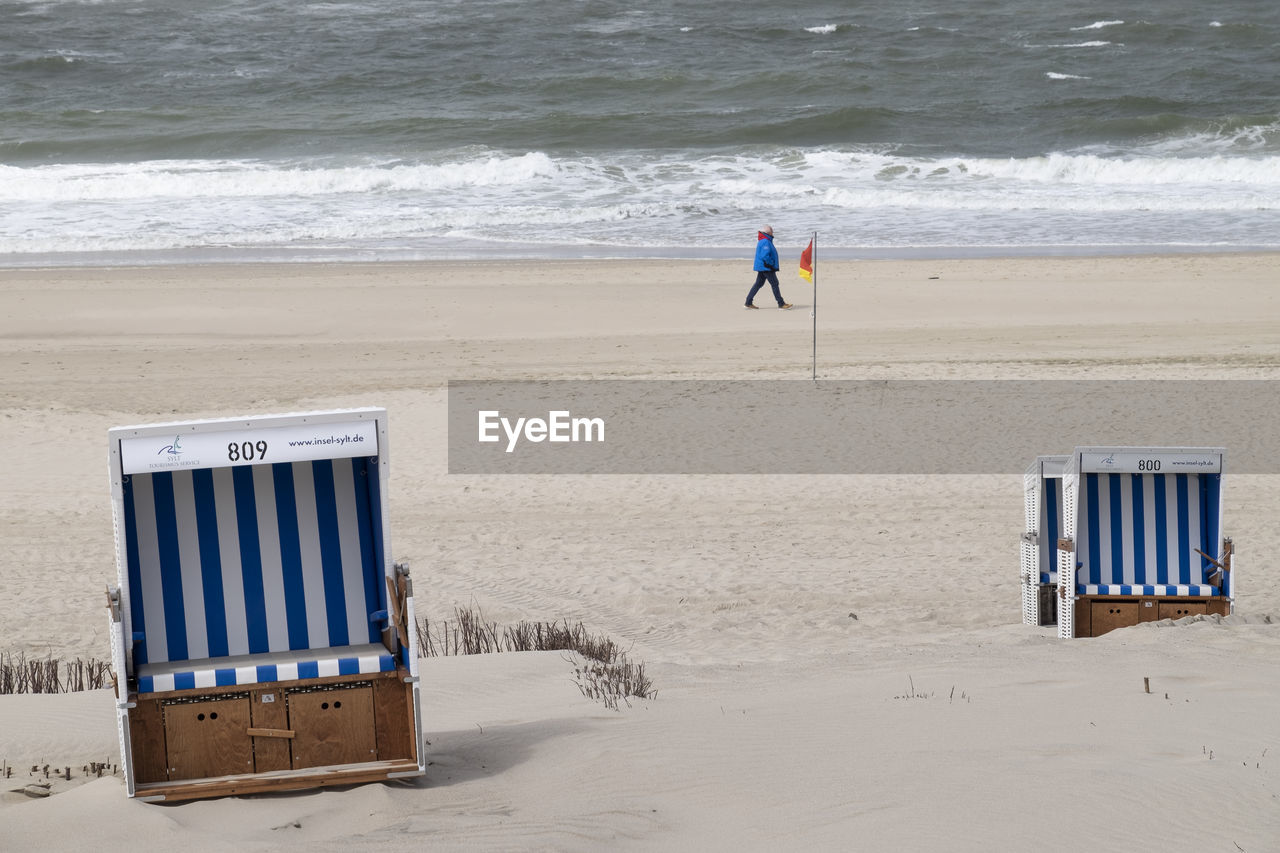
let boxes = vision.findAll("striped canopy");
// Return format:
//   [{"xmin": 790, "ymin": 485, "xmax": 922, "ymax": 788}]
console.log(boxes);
[
  {"xmin": 1076, "ymin": 471, "xmax": 1221, "ymax": 594},
  {"xmin": 122, "ymin": 457, "xmax": 385, "ymax": 667}
]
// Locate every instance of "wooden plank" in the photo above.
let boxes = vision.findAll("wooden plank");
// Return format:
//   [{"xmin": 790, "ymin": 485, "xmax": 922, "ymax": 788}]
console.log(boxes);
[
  {"xmin": 386, "ymin": 575, "xmax": 408, "ymax": 649},
  {"xmin": 250, "ymin": 687, "xmax": 292, "ymax": 772},
  {"xmin": 1194, "ymin": 547, "xmax": 1228, "ymax": 570},
  {"xmin": 372, "ymin": 676, "xmax": 415, "ymax": 762},
  {"xmin": 247, "ymin": 727, "xmax": 296, "ymax": 739},
  {"xmin": 134, "ymin": 759, "xmax": 423, "ymax": 803},
  {"xmin": 128, "ymin": 697, "xmax": 169, "ymax": 784},
  {"xmin": 164, "ymin": 697, "xmax": 253, "ymax": 780},
  {"xmin": 288, "ymin": 685, "xmax": 377, "ymax": 770}
]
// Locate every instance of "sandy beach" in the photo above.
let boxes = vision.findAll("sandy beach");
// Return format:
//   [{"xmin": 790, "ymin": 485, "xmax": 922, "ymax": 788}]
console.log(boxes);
[{"xmin": 3, "ymin": 255, "xmax": 1280, "ymax": 851}]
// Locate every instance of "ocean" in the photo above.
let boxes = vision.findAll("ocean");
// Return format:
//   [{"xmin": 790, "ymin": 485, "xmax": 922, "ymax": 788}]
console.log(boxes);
[{"xmin": 2, "ymin": 0, "xmax": 1278, "ymax": 265}]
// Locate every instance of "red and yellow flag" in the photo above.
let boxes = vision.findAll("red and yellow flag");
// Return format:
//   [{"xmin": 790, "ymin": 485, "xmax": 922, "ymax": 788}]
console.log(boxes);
[{"xmin": 798, "ymin": 238, "xmax": 813, "ymax": 283}]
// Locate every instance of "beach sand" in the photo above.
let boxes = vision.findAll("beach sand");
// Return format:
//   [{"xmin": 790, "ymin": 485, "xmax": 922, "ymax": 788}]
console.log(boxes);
[{"xmin": 3, "ymin": 255, "xmax": 1280, "ymax": 850}]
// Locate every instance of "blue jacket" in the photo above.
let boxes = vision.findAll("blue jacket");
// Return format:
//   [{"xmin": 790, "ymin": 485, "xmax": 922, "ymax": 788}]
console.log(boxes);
[{"xmin": 753, "ymin": 232, "xmax": 778, "ymax": 272}]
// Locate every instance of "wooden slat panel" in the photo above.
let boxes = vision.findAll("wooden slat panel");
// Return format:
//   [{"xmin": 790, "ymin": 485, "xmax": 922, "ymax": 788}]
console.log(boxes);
[
  {"xmin": 1158, "ymin": 600, "xmax": 1208, "ymax": 620},
  {"xmin": 250, "ymin": 687, "xmax": 292, "ymax": 772},
  {"xmin": 372, "ymin": 676, "xmax": 415, "ymax": 762},
  {"xmin": 128, "ymin": 698, "xmax": 169, "ymax": 783},
  {"xmin": 1073, "ymin": 596, "xmax": 1091, "ymax": 639},
  {"xmin": 1138, "ymin": 599, "xmax": 1160, "ymax": 623},
  {"xmin": 164, "ymin": 697, "xmax": 253, "ymax": 780},
  {"xmin": 1091, "ymin": 600, "xmax": 1139, "ymax": 637},
  {"xmin": 288, "ymin": 685, "xmax": 376, "ymax": 769}
]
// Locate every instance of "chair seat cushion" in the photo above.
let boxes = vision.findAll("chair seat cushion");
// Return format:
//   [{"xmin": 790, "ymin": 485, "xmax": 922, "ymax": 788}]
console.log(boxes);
[
  {"xmin": 136, "ymin": 643, "xmax": 395, "ymax": 694},
  {"xmin": 1076, "ymin": 584, "xmax": 1218, "ymax": 596}
]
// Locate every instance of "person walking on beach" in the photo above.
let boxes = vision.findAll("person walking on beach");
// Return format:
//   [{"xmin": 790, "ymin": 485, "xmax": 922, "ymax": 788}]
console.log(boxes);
[{"xmin": 745, "ymin": 225, "xmax": 792, "ymax": 310}]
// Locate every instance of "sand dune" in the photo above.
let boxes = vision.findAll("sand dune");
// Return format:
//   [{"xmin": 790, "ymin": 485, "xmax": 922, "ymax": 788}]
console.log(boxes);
[{"xmin": 3, "ymin": 256, "xmax": 1279, "ymax": 851}]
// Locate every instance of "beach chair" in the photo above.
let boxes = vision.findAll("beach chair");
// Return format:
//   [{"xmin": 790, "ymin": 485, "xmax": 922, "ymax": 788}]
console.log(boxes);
[
  {"xmin": 105, "ymin": 408, "xmax": 424, "ymax": 801},
  {"xmin": 1055, "ymin": 447, "xmax": 1233, "ymax": 638},
  {"xmin": 1021, "ymin": 455, "xmax": 1067, "ymax": 627}
]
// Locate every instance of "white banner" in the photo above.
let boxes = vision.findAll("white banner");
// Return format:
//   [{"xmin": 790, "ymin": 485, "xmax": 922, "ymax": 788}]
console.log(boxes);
[
  {"xmin": 120, "ymin": 419, "xmax": 378, "ymax": 475},
  {"xmin": 1080, "ymin": 450, "xmax": 1221, "ymax": 475}
]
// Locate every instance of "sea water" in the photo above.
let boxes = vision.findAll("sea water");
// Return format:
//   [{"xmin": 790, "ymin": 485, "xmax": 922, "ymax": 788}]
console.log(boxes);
[{"xmin": 2, "ymin": 0, "xmax": 1277, "ymax": 264}]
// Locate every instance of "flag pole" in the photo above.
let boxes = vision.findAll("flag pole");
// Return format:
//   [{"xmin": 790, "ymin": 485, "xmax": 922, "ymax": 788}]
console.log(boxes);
[{"xmin": 811, "ymin": 231, "xmax": 817, "ymax": 381}]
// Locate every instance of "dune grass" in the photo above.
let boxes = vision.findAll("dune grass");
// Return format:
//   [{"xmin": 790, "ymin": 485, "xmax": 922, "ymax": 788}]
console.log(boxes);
[
  {"xmin": 0, "ymin": 652, "xmax": 113, "ymax": 695},
  {"xmin": 1, "ymin": 608, "xmax": 658, "ymax": 711},
  {"xmin": 418, "ymin": 606, "xmax": 656, "ymax": 709}
]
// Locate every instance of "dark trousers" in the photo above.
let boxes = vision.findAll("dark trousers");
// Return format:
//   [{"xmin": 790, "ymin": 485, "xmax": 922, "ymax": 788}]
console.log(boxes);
[{"xmin": 746, "ymin": 271, "xmax": 783, "ymax": 306}]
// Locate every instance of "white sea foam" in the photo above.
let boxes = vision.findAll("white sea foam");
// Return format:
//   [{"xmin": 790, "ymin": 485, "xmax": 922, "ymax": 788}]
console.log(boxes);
[
  {"xmin": 0, "ymin": 152, "xmax": 562, "ymax": 202},
  {"xmin": 1071, "ymin": 20, "xmax": 1123, "ymax": 31},
  {"xmin": 1046, "ymin": 72, "xmax": 1090, "ymax": 80},
  {"xmin": 6, "ymin": 145, "xmax": 1270, "ymax": 210},
  {"xmin": 804, "ymin": 24, "xmax": 837, "ymax": 34},
  {"xmin": 1, "ymin": 145, "xmax": 1278, "ymax": 258},
  {"xmin": 1044, "ymin": 40, "xmax": 1113, "ymax": 48}
]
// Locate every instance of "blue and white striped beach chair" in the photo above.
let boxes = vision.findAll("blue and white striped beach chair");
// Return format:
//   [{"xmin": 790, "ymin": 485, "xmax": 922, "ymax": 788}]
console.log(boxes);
[
  {"xmin": 1055, "ymin": 447, "xmax": 1233, "ymax": 638},
  {"xmin": 106, "ymin": 409, "xmax": 424, "ymax": 801}
]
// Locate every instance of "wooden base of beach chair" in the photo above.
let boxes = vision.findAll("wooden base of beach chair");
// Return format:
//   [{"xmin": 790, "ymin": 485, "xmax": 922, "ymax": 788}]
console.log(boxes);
[
  {"xmin": 132, "ymin": 758, "xmax": 424, "ymax": 803},
  {"xmin": 1074, "ymin": 595, "xmax": 1231, "ymax": 638},
  {"xmin": 126, "ymin": 669, "xmax": 419, "ymax": 799}
]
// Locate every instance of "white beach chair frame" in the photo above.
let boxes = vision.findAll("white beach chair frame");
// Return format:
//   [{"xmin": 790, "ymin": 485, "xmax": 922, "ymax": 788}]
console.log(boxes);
[{"xmin": 1021, "ymin": 455, "xmax": 1068, "ymax": 627}]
